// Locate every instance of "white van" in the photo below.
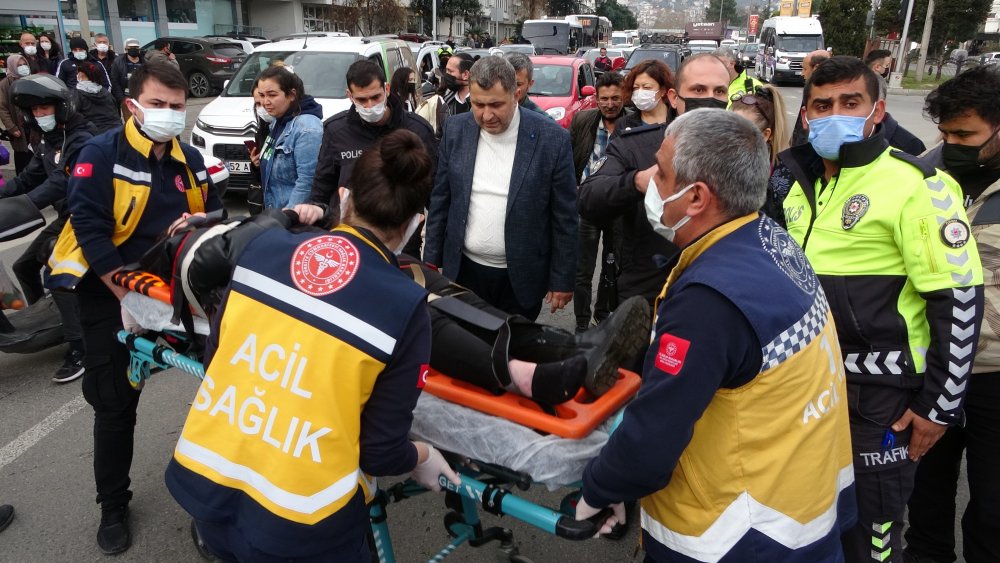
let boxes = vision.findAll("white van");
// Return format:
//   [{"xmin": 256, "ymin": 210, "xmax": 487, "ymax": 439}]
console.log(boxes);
[
  {"xmin": 756, "ymin": 16, "xmax": 824, "ymax": 84},
  {"xmin": 190, "ymin": 36, "xmax": 415, "ymax": 191}
]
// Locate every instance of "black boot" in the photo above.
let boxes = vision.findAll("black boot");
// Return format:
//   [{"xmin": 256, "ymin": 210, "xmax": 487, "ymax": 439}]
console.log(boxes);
[
  {"xmin": 576, "ymin": 296, "xmax": 651, "ymax": 396},
  {"xmin": 97, "ymin": 505, "xmax": 131, "ymax": 555},
  {"xmin": 529, "ymin": 355, "xmax": 587, "ymax": 405}
]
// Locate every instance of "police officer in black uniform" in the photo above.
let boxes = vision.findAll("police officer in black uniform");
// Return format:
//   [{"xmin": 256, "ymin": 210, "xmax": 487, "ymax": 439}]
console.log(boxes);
[
  {"xmin": 310, "ymin": 60, "xmax": 437, "ymax": 216},
  {"xmin": 578, "ymin": 54, "xmax": 731, "ymax": 305}
]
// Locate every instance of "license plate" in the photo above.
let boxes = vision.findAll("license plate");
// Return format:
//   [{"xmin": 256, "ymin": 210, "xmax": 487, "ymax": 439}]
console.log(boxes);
[
  {"xmin": 795, "ymin": 70, "xmax": 802, "ymax": 76},
  {"xmin": 227, "ymin": 161, "xmax": 251, "ymax": 174}
]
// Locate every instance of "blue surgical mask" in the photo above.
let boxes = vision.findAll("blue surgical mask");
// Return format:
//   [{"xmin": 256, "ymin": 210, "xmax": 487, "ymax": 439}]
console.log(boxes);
[
  {"xmin": 806, "ymin": 105, "xmax": 877, "ymax": 161},
  {"xmin": 645, "ymin": 178, "xmax": 694, "ymax": 242},
  {"xmin": 36, "ymin": 114, "xmax": 57, "ymax": 132}
]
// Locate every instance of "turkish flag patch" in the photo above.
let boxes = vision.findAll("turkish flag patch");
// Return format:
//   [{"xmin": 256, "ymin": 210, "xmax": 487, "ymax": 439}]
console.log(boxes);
[
  {"xmin": 417, "ymin": 364, "xmax": 430, "ymax": 389},
  {"xmin": 73, "ymin": 163, "xmax": 93, "ymax": 177},
  {"xmin": 655, "ymin": 333, "xmax": 691, "ymax": 375}
]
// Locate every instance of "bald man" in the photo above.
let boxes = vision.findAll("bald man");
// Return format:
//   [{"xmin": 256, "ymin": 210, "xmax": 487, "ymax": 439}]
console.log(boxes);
[{"xmin": 790, "ymin": 50, "xmax": 831, "ymax": 147}]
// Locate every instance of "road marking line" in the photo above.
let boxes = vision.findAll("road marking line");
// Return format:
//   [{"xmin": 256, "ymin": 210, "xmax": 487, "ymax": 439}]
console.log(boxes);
[{"xmin": 0, "ymin": 395, "xmax": 87, "ymax": 470}]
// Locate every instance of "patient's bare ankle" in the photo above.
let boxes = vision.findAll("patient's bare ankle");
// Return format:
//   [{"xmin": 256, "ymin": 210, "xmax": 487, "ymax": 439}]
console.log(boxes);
[{"xmin": 507, "ymin": 359, "xmax": 536, "ymax": 397}]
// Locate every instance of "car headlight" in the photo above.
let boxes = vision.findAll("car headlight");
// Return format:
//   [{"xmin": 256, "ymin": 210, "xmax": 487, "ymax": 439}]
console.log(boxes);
[
  {"xmin": 778, "ymin": 57, "xmax": 789, "ymax": 64},
  {"xmin": 196, "ymin": 119, "xmax": 209, "ymax": 131},
  {"xmin": 546, "ymin": 107, "xmax": 566, "ymax": 121},
  {"xmin": 191, "ymin": 132, "xmax": 205, "ymax": 148}
]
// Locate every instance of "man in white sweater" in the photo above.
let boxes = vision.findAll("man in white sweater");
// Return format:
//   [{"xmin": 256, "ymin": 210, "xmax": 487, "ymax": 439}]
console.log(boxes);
[{"xmin": 424, "ymin": 57, "xmax": 578, "ymax": 319}]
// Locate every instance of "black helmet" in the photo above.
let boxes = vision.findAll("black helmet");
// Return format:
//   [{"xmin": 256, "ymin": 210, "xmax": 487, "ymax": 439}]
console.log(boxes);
[{"xmin": 12, "ymin": 74, "xmax": 77, "ymax": 125}]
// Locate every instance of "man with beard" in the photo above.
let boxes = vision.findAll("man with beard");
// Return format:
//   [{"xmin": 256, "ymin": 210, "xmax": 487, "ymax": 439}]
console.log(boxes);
[
  {"xmin": 903, "ymin": 65, "xmax": 1000, "ymax": 563},
  {"xmin": 570, "ymin": 72, "xmax": 627, "ymax": 332},
  {"xmin": 442, "ymin": 53, "xmax": 474, "ymax": 117}
]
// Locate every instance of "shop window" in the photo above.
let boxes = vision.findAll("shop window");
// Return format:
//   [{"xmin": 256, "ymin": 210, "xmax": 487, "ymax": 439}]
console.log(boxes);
[
  {"xmin": 166, "ymin": 0, "xmax": 197, "ymax": 23},
  {"xmin": 118, "ymin": 0, "xmax": 155, "ymax": 22},
  {"xmin": 60, "ymin": 0, "xmax": 105, "ymax": 20}
]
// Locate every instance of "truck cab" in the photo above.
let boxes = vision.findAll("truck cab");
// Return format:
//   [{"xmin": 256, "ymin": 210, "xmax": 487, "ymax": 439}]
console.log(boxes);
[{"xmin": 757, "ymin": 16, "xmax": 824, "ymax": 84}]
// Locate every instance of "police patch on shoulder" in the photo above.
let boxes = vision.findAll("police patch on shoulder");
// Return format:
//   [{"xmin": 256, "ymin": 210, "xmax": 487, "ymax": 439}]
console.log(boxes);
[
  {"xmin": 589, "ymin": 156, "xmax": 607, "ymax": 175},
  {"xmin": 290, "ymin": 235, "xmax": 360, "ymax": 296},
  {"xmin": 940, "ymin": 219, "xmax": 970, "ymax": 249},
  {"xmin": 841, "ymin": 194, "xmax": 869, "ymax": 230}
]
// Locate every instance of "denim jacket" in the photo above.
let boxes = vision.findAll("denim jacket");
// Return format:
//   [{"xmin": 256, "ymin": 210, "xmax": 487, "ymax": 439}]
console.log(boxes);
[{"xmin": 262, "ymin": 101, "xmax": 323, "ymax": 209}]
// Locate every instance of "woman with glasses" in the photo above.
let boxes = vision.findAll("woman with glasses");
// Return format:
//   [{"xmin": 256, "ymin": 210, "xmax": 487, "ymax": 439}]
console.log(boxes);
[
  {"xmin": 616, "ymin": 59, "xmax": 673, "ymax": 131},
  {"xmin": 728, "ymin": 84, "xmax": 789, "ymax": 167}
]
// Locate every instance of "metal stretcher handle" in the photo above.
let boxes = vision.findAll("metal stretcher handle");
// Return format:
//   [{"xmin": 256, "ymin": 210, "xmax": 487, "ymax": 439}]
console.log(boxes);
[{"xmin": 440, "ymin": 475, "xmax": 611, "ymax": 540}]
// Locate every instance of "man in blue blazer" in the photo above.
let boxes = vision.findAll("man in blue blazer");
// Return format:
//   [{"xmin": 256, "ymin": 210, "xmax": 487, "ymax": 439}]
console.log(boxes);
[{"xmin": 424, "ymin": 56, "xmax": 578, "ymax": 320}]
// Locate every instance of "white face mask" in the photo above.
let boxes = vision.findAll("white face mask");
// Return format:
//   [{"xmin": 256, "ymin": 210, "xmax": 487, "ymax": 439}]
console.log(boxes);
[
  {"xmin": 16, "ymin": 65, "xmax": 30, "ymax": 77},
  {"xmin": 23, "ymin": 45, "xmax": 36, "ymax": 56},
  {"xmin": 131, "ymin": 99, "xmax": 186, "ymax": 143},
  {"xmin": 40, "ymin": 42, "xmax": 51, "ymax": 51},
  {"xmin": 395, "ymin": 214, "xmax": 422, "ymax": 255},
  {"xmin": 96, "ymin": 44, "xmax": 109, "ymax": 53},
  {"xmin": 256, "ymin": 106, "xmax": 275, "ymax": 124},
  {"xmin": 77, "ymin": 80, "xmax": 103, "ymax": 94},
  {"xmin": 73, "ymin": 50, "xmax": 87, "ymax": 61},
  {"xmin": 356, "ymin": 99, "xmax": 387, "ymax": 124},
  {"xmin": 644, "ymin": 178, "xmax": 694, "ymax": 242},
  {"xmin": 632, "ymin": 89, "xmax": 660, "ymax": 112},
  {"xmin": 36, "ymin": 114, "xmax": 57, "ymax": 132}
]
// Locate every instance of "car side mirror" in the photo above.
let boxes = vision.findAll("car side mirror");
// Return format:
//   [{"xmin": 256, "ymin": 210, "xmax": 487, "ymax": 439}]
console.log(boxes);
[
  {"xmin": 581, "ymin": 85, "xmax": 596, "ymax": 97},
  {"xmin": 611, "ymin": 56, "xmax": 626, "ymax": 71}
]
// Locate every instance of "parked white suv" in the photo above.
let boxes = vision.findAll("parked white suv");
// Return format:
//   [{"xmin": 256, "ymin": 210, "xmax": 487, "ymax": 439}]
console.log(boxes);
[{"xmin": 190, "ymin": 36, "xmax": 415, "ymax": 192}]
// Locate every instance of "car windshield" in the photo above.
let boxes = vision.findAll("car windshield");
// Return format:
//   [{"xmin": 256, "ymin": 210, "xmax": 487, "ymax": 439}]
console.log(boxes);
[
  {"xmin": 530, "ymin": 64, "xmax": 573, "ymax": 96},
  {"xmin": 776, "ymin": 35, "xmax": 823, "ymax": 52},
  {"xmin": 743, "ymin": 44, "xmax": 758, "ymax": 53},
  {"xmin": 499, "ymin": 44, "xmax": 536, "ymax": 54},
  {"xmin": 225, "ymin": 51, "xmax": 359, "ymax": 98},
  {"xmin": 625, "ymin": 49, "xmax": 680, "ymax": 72}
]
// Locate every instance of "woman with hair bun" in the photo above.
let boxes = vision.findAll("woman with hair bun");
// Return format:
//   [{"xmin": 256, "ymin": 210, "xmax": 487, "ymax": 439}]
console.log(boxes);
[{"xmin": 164, "ymin": 128, "xmax": 460, "ymax": 562}]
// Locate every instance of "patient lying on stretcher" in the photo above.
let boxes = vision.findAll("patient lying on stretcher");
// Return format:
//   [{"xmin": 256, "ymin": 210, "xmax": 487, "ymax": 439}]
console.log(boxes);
[{"xmin": 135, "ymin": 209, "xmax": 650, "ymax": 407}]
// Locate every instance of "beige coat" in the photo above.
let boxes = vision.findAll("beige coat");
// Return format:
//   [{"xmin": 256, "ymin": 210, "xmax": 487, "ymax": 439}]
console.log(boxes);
[{"xmin": 0, "ymin": 74, "xmax": 29, "ymax": 152}]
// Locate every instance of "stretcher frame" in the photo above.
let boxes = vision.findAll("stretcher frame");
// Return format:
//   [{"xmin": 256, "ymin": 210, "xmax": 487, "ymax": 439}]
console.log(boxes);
[{"xmin": 117, "ymin": 330, "xmax": 613, "ymax": 562}]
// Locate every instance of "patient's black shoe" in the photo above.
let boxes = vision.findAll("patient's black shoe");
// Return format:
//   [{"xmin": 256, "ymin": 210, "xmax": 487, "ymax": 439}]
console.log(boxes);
[
  {"xmin": 577, "ymin": 296, "xmax": 651, "ymax": 396},
  {"xmin": 531, "ymin": 355, "xmax": 587, "ymax": 406}
]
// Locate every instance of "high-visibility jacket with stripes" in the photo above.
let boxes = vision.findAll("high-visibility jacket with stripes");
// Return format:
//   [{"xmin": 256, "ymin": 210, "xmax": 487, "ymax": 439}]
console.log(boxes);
[
  {"xmin": 165, "ymin": 225, "xmax": 431, "ymax": 558},
  {"xmin": 46, "ymin": 118, "xmax": 212, "ymax": 290},
  {"xmin": 779, "ymin": 133, "xmax": 985, "ymax": 426},
  {"xmin": 637, "ymin": 214, "xmax": 856, "ymax": 562}
]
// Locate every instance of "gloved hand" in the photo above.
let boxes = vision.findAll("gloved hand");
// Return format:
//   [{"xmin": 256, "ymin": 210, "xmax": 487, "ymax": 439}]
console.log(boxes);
[
  {"xmin": 121, "ymin": 304, "xmax": 145, "ymax": 334},
  {"xmin": 575, "ymin": 496, "xmax": 626, "ymax": 536},
  {"xmin": 411, "ymin": 442, "xmax": 461, "ymax": 492}
]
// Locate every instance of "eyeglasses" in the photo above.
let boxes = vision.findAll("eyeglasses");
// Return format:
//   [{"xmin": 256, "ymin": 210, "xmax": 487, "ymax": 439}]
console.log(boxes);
[{"xmin": 730, "ymin": 88, "xmax": 774, "ymax": 124}]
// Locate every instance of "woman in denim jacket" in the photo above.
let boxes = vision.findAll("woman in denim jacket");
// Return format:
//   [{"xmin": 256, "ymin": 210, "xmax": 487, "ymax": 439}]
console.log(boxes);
[{"xmin": 253, "ymin": 65, "xmax": 323, "ymax": 209}]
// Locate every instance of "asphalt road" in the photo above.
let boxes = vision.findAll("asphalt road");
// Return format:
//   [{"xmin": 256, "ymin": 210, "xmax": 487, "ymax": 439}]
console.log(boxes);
[{"xmin": 0, "ymin": 88, "xmax": 967, "ymax": 563}]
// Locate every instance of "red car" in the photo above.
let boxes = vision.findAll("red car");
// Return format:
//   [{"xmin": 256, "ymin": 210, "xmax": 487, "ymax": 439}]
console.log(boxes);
[{"xmin": 528, "ymin": 55, "xmax": 598, "ymax": 129}]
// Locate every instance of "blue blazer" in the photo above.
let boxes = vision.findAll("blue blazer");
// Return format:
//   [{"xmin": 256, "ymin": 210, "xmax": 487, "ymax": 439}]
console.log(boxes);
[{"xmin": 424, "ymin": 107, "xmax": 579, "ymax": 308}]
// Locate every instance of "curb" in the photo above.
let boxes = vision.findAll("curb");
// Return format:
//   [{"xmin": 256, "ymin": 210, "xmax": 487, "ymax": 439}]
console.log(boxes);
[{"xmin": 887, "ymin": 88, "xmax": 934, "ymax": 96}]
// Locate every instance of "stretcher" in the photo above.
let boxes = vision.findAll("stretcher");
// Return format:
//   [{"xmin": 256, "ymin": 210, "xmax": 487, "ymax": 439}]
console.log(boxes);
[{"xmin": 113, "ymin": 270, "xmax": 639, "ymax": 562}]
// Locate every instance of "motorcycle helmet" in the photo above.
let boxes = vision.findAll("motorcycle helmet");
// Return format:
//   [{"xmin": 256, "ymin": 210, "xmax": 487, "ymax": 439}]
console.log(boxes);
[{"xmin": 12, "ymin": 74, "xmax": 77, "ymax": 127}]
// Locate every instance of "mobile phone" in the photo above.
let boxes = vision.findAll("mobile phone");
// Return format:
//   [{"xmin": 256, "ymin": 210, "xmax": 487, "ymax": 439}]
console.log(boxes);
[{"xmin": 244, "ymin": 139, "xmax": 257, "ymax": 152}]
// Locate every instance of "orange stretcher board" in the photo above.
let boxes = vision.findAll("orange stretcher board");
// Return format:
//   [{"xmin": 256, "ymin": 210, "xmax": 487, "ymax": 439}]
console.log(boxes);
[
  {"xmin": 423, "ymin": 368, "xmax": 641, "ymax": 439},
  {"xmin": 112, "ymin": 271, "xmax": 172, "ymax": 303}
]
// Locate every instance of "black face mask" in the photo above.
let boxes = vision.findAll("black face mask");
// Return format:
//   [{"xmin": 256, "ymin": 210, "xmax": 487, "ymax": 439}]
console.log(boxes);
[
  {"xmin": 443, "ymin": 73, "xmax": 465, "ymax": 92},
  {"xmin": 681, "ymin": 96, "xmax": 728, "ymax": 112},
  {"xmin": 127, "ymin": 48, "xmax": 140, "ymax": 57},
  {"xmin": 943, "ymin": 130, "xmax": 1000, "ymax": 177}
]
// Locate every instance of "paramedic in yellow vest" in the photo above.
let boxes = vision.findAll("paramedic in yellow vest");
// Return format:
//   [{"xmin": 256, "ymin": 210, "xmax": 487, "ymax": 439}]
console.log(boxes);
[
  {"xmin": 165, "ymin": 130, "xmax": 460, "ymax": 561},
  {"xmin": 51, "ymin": 63, "xmax": 224, "ymax": 555},
  {"xmin": 777, "ymin": 56, "xmax": 984, "ymax": 563},
  {"xmin": 576, "ymin": 109, "xmax": 856, "ymax": 561}
]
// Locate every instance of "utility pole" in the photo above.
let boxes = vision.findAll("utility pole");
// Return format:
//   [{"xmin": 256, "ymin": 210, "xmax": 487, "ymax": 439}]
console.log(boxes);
[
  {"xmin": 433, "ymin": 0, "xmax": 438, "ymax": 40},
  {"xmin": 889, "ymin": 0, "xmax": 914, "ymax": 87},
  {"xmin": 915, "ymin": 0, "xmax": 934, "ymax": 81}
]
